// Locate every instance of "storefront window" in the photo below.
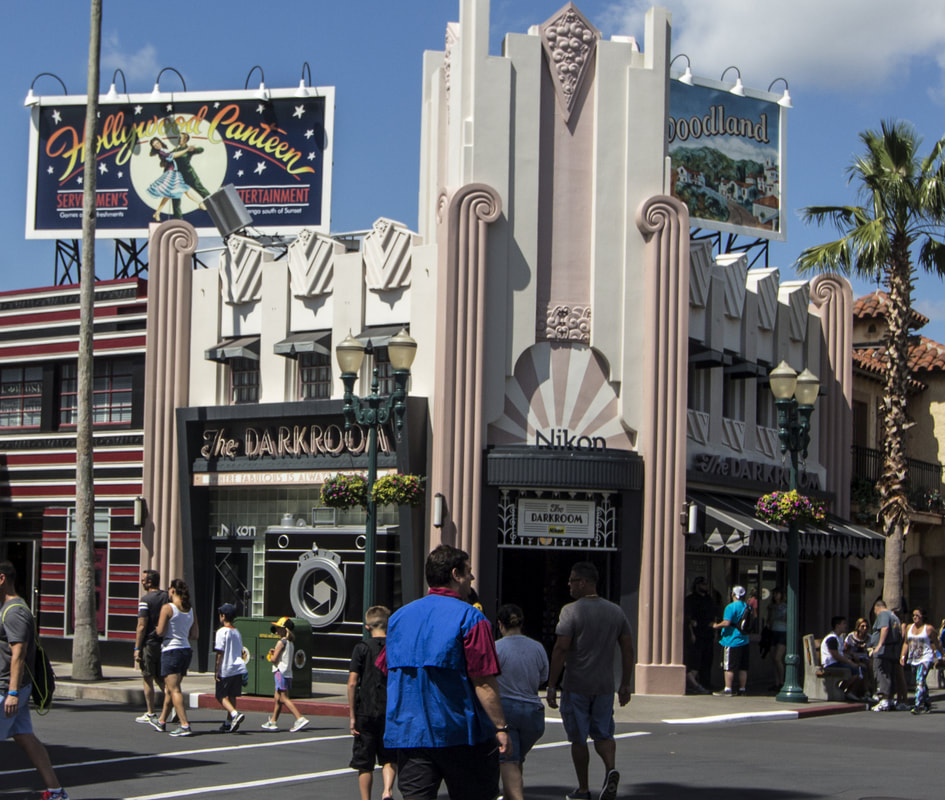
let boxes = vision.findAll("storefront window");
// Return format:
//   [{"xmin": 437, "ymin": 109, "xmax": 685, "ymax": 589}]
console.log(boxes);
[
  {"xmin": 688, "ymin": 365, "xmax": 711, "ymax": 412},
  {"xmin": 372, "ymin": 348, "xmax": 394, "ymax": 396},
  {"xmin": 756, "ymin": 383, "xmax": 776, "ymax": 428},
  {"xmin": 723, "ymin": 377, "xmax": 745, "ymax": 421},
  {"xmin": 0, "ymin": 366, "xmax": 42, "ymax": 428},
  {"xmin": 60, "ymin": 358, "xmax": 133, "ymax": 425},
  {"xmin": 230, "ymin": 357, "xmax": 260, "ymax": 404},
  {"xmin": 299, "ymin": 351, "xmax": 331, "ymax": 399}
]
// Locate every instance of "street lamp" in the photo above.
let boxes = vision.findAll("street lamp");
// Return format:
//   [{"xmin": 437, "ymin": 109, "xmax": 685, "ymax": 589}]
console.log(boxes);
[
  {"xmin": 336, "ymin": 329, "xmax": 417, "ymax": 632},
  {"xmin": 769, "ymin": 360, "xmax": 820, "ymax": 703}
]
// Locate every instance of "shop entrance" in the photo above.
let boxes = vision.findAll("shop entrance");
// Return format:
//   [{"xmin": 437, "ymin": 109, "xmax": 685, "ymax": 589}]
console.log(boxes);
[
  {"xmin": 0, "ymin": 539, "xmax": 37, "ymax": 608},
  {"xmin": 497, "ymin": 548, "xmax": 616, "ymax": 656},
  {"xmin": 213, "ymin": 548, "xmax": 252, "ymax": 617}
]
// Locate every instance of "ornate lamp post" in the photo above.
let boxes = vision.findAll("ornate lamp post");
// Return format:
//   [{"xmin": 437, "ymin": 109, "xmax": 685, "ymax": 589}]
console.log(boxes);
[
  {"xmin": 769, "ymin": 360, "xmax": 820, "ymax": 703},
  {"xmin": 336, "ymin": 329, "xmax": 417, "ymax": 627}
]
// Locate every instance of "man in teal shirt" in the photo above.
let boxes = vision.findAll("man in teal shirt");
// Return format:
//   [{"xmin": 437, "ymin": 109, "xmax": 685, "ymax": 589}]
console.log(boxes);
[{"xmin": 713, "ymin": 585, "xmax": 750, "ymax": 697}]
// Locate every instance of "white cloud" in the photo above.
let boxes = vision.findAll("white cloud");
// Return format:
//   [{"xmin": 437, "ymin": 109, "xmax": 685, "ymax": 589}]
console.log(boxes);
[
  {"xmin": 600, "ymin": 0, "xmax": 945, "ymax": 94},
  {"xmin": 101, "ymin": 33, "xmax": 160, "ymax": 85}
]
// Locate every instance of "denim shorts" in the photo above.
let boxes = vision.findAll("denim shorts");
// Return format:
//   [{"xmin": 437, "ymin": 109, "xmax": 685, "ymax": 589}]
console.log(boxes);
[
  {"xmin": 559, "ymin": 690, "xmax": 615, "ymax": 743},
  {"xmin": 160, "ymin": 647, "xmax": 192, "ymax": 677},
  {"xmin": 0, "ymin": 685, "xmax": 33, "ymax": 739},
  {"xmin": 499, "ymin": 698, "xmax": 545, "ymax": 763}
]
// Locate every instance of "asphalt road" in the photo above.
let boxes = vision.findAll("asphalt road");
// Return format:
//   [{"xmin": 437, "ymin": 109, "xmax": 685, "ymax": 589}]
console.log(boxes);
[{"xmin": 2, "ymin": 699, "xmax": 939, "ymax": 800}]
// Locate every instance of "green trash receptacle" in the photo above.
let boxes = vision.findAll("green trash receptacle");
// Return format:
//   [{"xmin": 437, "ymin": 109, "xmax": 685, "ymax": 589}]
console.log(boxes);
[{"xmin": 236, "ymin": 616, "xmax": 313, "ymax": 698}]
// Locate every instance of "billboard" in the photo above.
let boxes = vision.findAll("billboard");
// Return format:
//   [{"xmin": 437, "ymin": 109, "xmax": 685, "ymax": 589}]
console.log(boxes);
[
  {"xmin": 667, "ymin": 76, "xmax": 786, "ymax": 241},
  {"xmin": 25, "ymin": 88, "xmax": 334, "ymax": 239}
]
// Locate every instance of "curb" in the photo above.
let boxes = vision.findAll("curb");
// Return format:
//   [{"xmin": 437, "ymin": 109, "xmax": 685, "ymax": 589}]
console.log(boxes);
[
  {"xmin": 191, "ymin": 691, "xmax": 349, "ymax": 717},
  {"xmin": 55, "ymin": 681, "xmax": 350, "ymax": 718}
]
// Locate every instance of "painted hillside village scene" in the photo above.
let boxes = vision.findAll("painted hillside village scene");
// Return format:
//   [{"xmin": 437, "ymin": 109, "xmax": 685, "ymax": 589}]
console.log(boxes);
[{"xmin": 668, "ymin": 81, "xmax": 782, "ymax": 236}]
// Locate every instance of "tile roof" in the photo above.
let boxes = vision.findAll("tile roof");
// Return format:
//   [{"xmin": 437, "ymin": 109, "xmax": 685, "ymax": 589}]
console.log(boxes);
[{"xmin": 853, "ymin": 290, "xmax": 930, "ymax": 328}]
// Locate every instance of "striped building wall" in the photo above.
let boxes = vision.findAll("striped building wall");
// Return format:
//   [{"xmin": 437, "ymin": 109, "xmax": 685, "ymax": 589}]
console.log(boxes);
[{"xmin": 0, "ymin": 279, "xmax": 147, "ymax": 642}]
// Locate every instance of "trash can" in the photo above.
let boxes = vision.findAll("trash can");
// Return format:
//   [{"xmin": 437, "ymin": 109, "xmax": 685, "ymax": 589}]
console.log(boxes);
[{"xmin": 236, "ymin": 616, "xmax": 313, "ymax": 698}]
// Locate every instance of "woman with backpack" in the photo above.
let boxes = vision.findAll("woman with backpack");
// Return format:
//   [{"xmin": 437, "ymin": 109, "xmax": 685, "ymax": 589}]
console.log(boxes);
[{"xmin": 712, "ymin": 585, "xmax": 750, "ymax": 697}]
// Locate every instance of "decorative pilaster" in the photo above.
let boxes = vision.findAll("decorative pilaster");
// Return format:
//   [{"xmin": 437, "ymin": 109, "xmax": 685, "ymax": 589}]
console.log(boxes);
[
  {"xmin": 429, "ymin": 183, "xmax": 502, "ymax": 571},
  {"xmin": 141, "ymin": 220, "xmax": 197, "ymax": 586},
  {"xmin": 634, "ymin": 195, "xmax": 690, "ymax": 695},
  {"xmin": 809, "ymin": 274, "xmax": 853, "ymax": 519}
]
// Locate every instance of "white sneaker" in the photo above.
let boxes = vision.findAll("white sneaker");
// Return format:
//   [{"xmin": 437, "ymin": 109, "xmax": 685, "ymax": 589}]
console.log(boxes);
[
  {"xmin": 871, "ymin": 699, "xmax": 891, "ymax": 712},
  {"xmin": 261, "ymin": 720, "xmax": 279, "ymax": 730},
  {"xmin": 135, "ymin": 712, "xmax": 156, "ymax": 724},
  {"xmin": 290, "ymin": 717, "xmax": 310, "ymax": 732}
]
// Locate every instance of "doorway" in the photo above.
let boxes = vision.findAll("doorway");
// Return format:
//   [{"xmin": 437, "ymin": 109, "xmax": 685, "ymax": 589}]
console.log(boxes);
[
  {"xmin": 0, "ymin": 539, "xmax": 37, "ymax": 609},
  {"xmin": 497, "ymin": 548, "xmax": 615, "ymax": 656},
  {"xmin": 213, "ymin": 548, "xmax": 252, "ymax": 617}
]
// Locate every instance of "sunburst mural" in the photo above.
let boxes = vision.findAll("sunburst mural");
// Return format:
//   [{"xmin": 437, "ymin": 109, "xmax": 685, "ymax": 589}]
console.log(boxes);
[{"xmin": 488, "ymin": 342, "xmax": 636, "ymax": 449}]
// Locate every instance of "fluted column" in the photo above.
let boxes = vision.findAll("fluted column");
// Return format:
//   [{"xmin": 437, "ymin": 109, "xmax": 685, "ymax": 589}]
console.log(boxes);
[
  {"xmin": 428, "ymin": 184, "xmax": 502, "ymax": 573},
  {"xmin": 140, "ymin": 220, "xmax": 197, "ymax": 585},
  {"xmin": 634, "ymin": 195, "xmax": 690, "ymax": 695},
  {"xmin": 809, "ymin": 274, "xmax": 853, "ymax": 520}
]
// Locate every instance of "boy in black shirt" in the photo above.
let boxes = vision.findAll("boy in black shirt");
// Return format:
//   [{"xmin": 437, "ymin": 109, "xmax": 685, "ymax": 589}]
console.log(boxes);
[{"xmin": 347, "ymin": 605, "xmax": 395, "ymax": 800}]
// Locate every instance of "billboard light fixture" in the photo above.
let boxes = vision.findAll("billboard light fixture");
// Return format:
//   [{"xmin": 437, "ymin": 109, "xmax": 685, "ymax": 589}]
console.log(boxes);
[
  {"xmin": 151, "ymin": 66, "xmax": 186, "ymax": 100},
  {"xmin": 297, "ymin": 61, "xmax": 313, "ymax": 97},
  {"xmin": 245, "ymin": 65, "xmax": 269, "ymax": 101},
  {"xmin": 720, "ymin": 65, "xmax": 745, "ymax": 97},
  {"xmin": 768, "ymin": 77, "xmax": 793, "ymax": 109},
  {"xmin": 104, "ymin": 68, "xmax": 127, "ymax": 103},
  {"xmin": 669, "ymin": 54, "xmax": 693, "ymax": 86},
  {"xmin": 25, "ymin": 72, "xmax": 68, "ymax": 107}
]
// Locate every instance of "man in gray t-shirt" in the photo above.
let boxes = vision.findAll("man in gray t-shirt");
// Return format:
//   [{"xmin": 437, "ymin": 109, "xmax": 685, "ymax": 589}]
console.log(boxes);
[
  {"xmin": 546, "ymin": 561, "xmax": 634, "ymax": 800},
  {"xmin": 0, "ymin": 559, "xmax": 69, "ymax": 798}
]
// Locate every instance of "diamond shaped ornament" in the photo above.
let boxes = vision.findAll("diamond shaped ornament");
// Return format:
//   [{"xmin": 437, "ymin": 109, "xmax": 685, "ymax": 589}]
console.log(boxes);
[{"xmin": 539, "ymin": 3, "xmax": 601, "ymax": 123}]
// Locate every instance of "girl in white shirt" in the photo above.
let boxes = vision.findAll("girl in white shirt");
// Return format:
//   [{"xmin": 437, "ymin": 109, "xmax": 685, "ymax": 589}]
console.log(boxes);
[{"xmin": 261, "ymin": 617, "xmax": 309, "ymax": 732}]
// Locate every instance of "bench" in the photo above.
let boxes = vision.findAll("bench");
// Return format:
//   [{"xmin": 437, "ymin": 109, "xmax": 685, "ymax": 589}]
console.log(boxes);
[{"xmin": 802, "ymin": 633, "xmax": 849, "ymax": 701}]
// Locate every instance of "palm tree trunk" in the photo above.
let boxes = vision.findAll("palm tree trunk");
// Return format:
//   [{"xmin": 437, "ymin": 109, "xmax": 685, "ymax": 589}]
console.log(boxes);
[
  {"xmin": 71, "ymin": 0, "xmax": 103, "ymax": 681},
  {"xmin": 879, "ymin": 239, "xmax": 913, "ymax": 612}
]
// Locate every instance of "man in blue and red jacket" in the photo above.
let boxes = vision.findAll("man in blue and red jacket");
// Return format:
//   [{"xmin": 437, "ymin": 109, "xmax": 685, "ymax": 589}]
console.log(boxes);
[{"xmin": 380, "ymin": 544, "xmax": 509, "ymax": 800}]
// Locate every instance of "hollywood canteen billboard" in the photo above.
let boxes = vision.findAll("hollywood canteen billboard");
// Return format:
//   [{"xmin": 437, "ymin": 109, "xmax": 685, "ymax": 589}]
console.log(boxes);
[
  {"xmin": 667, "ymin": 75, "xmax": 786, "ymax": 241},
  {"xmin": 25, "ymin": 87, "xmax": 334, "ymax": 239}
]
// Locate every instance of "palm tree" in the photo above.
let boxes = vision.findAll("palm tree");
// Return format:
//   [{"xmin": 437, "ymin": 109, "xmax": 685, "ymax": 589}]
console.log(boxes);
[
  {"xmin": 796, "ymin": 119, "xmax": 945, "ymax": 612},
  {"xmin": 72, "ymin": 0, "xmax": 103, "ymax": 681}
]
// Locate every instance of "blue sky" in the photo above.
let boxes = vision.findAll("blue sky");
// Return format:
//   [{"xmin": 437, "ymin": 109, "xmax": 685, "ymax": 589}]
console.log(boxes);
[{"xmin": 5, "ymin": 0, "xmax": 945, "ymax": 342}]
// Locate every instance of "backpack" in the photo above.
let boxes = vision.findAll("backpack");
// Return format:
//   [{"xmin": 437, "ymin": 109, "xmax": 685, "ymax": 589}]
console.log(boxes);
[
  {"xmin": 738, "ymin": 603, "xmax": 753, "ymax": 634},
  {"xmin": 2, "ymin": 602, "xmax": 56, "ymax": 714}
]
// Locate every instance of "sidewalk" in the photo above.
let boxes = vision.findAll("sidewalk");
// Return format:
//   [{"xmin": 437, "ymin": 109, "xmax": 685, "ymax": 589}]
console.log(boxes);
[{"xmin": 52, "ymin": 662, "xmax": 869, "ymax": 725}]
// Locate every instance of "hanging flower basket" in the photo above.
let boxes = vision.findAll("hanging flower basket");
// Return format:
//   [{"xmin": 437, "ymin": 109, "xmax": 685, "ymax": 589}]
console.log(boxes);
[
  {"xmin": 755, "ymin": 490, "xmax": 826, "ymax": 527},
  {"xmin": 371, "ymin": 473, "xmax": 426, "ymax": 507},
  {"xmin": 320, "ymin": 473, "xmax": 368, "ymax": 509}
]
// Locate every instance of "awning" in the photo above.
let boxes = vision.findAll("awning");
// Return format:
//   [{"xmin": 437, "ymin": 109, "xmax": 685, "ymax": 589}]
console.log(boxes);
[
  {"xmin": 273, "ymin": 331, "xmax": 331, "ymax": 358},
  {"xmin": 686, "ymin": 490, "xmax": 885, "ymax": 559},
  {"xmin": 355, "ymin": 324, "xmax": 408, "ymax": 349},
  {"xmin": 204, "ymin": 336, "xmax": 260, "ymax": 363}
]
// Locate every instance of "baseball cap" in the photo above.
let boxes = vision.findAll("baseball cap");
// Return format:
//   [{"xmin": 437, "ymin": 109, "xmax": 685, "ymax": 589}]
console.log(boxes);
[
  {"xmin": 270, "ymin": 616, "xmax": 295, "ymax": 632},
  {"xmin": 732, "ymin": 585, "xmax": 746, "ymax": 599},
  {"xmin": 218, "ymin": 603, "xmax": 237, "ymax": 618}
]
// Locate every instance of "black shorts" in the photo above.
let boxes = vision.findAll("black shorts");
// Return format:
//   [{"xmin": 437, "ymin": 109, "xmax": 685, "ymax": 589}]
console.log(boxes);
[
  {"xmin": 722, "ymin": 644, "xmax": 750, "ymax": 673},
  {"xmin": 141, "ymin": 640, "xmax": 163, "ymax": 680},
  {"xmin": 397, "ymin": 739, "xmax": 499, "ymax": 800},
  {"xmin": 160, "ymin": 647, "xmax": 192, "ymax": 678},
  {"xmin": 350, "ymin": 715, "xmax": 393, "ymax": 771},
  {"xmin": 215, "ymin": 674, "xmax": 243, "ymax": 702}
]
